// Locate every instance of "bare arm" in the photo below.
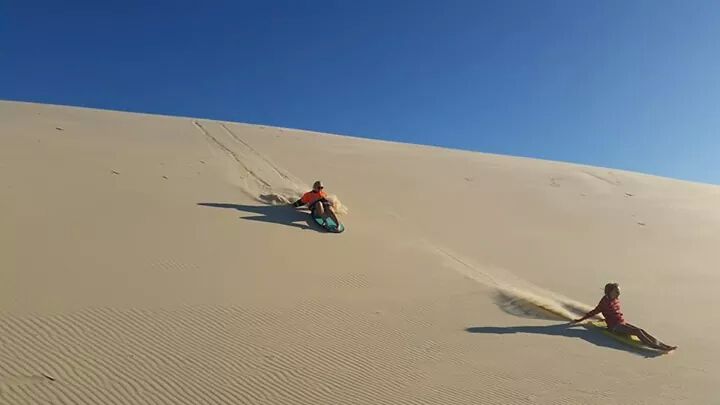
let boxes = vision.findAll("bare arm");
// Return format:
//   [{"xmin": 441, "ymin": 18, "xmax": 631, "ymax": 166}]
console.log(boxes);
[{"xmin": 573, "ymin": 300, "xmax": 603, "ymax": 323}]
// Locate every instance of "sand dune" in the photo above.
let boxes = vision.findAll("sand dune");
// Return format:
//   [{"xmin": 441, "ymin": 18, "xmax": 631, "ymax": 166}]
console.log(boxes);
[{"xmin": 2, "ymin": 100, "xmax": 719, "ymax": 404}]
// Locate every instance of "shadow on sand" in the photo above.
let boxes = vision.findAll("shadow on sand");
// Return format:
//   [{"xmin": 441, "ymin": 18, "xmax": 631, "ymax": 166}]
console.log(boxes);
[
  {"xmin": 465, "ymin": 323, "xmax": 664, "ymax": 358},
  {"xmin": 198, "ymin": 203, "xmax": 315, "ymax": 231}
]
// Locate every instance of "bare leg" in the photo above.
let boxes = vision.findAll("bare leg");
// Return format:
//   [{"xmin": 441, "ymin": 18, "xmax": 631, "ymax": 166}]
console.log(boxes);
[
  {"xmin": 627, "ymin": 324, "xmax": 676, "ymax": 350},
  {"xmin": 315, "ymin": 202, "xmax": 325, "ymax": 217},
  {"xmin": 326, "ymin": 205, "xmax": 341, "ymax": 226},
  {"xmin": 628, "ymin": 324, "xmax": 662, "ymax": 346},
  {"xmin": 616, "ymin": 324, "xmax": 676, "ymax": 351},
  {"xmin": 634, "ymin": 330, "xmax": 664, "ymax": 348}
]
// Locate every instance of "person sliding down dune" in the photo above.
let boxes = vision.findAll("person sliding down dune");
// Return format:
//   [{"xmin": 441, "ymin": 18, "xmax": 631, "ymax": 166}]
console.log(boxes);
[
  {"xmin": 291, "ymin": 181, "xmax": 342, "ymax": 230},
  {"xmin": 572, "ymin": 283, "xmax": 677, "ymax": 352}
]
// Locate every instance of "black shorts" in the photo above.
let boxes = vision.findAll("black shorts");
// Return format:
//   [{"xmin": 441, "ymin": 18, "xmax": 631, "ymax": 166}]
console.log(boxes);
[{"xmin": 309, "ymin": 198, "xmax": 330, "ymax": 212}]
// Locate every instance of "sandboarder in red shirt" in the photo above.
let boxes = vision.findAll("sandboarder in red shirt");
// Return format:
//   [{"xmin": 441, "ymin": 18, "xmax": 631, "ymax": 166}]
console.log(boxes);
[
  {"xmin": 292, "ymin": 180, "xmax": 341, "ymax": 228},
  {"xmin": 573, "ymin": 283, "xmax": 676, "ymax": 352}
]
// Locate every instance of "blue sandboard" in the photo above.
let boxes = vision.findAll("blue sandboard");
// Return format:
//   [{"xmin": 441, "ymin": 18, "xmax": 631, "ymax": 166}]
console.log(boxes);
[{"xmin": 312, "ymin": 214, "xmax": 345, "ymax": 233}]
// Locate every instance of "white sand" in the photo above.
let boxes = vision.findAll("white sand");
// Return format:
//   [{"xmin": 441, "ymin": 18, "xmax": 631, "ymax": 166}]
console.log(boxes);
[{"xmin": 2, "ymin": 100, "xmax": 719, "ymax": 404}]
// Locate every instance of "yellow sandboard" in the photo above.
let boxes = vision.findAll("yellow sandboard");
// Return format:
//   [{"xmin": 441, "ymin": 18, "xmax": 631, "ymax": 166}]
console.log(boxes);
[{"xmin": 585, "ymin": 321, "xmax": 663, "ymax": 353}]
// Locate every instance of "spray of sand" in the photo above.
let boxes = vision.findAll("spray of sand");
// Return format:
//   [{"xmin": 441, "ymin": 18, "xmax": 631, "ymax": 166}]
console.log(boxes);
[
  {"xmin": 492, "ymin": 287, "xmax": 592, "ymax": 321},
  {"xmin": 431, "ymin": 244, "xmax": 593, "ymax": 321}
]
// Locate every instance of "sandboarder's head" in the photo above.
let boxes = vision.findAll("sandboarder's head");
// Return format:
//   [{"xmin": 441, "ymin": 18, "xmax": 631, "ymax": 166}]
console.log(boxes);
[
  {"xmin": 312, "ymin": 180, "xmax": 324, "ymax": 192},
  {"xmin": 604, "ymin": 283, "xmax": 620, "ymax": 299}
]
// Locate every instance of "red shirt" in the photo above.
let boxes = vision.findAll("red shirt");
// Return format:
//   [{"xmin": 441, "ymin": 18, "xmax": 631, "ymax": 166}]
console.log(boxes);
[
  {"xmin": 586, "ymin": 296, "xmax": 625, "ymax": 328},
  {"xmin": 299, "ymin": 190, "xmax": 327, "ymax": 206}
]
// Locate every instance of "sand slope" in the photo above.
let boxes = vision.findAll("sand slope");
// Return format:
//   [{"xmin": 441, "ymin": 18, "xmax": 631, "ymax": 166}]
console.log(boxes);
[{"xmin": 1, "ymin": 100, "xmax": 719, "ymax": 404}]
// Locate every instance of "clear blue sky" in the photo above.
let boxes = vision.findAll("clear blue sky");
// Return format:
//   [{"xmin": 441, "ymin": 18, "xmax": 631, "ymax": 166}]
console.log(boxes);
[{"xmin": 3, "ymin": 1, "xmax": 720, "ymax": 184}]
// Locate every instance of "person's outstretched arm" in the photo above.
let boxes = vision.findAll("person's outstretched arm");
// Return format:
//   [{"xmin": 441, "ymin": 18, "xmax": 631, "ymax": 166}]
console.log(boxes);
[{"xmin": 572, "ymin": 299, "xmax": 603, "ymax": 323}]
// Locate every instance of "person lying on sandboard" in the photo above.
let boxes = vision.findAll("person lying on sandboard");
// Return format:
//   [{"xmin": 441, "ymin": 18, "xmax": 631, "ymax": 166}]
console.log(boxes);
[
  {"xmin": 291, "ymin": 181, "xmax": 342, "ymax": 230},
  {"xmin": 571, "ymin": 283, "xmax": 677, "ymax": 352}
]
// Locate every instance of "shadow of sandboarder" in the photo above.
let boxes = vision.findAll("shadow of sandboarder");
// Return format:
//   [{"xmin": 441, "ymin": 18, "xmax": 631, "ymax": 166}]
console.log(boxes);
[
  {"xmin": 465, "ymin": 323, "xmax": 664, "ymax": 358},
  {"xmin": 197, "ymin": 203, "xmax": 313, "ymax": 230}
]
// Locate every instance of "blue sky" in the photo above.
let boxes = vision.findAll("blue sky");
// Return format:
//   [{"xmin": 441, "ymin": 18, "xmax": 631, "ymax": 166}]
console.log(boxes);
[{"xmin": 2, "ymin": 1, "xmax": 719, "ymax": 184}]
